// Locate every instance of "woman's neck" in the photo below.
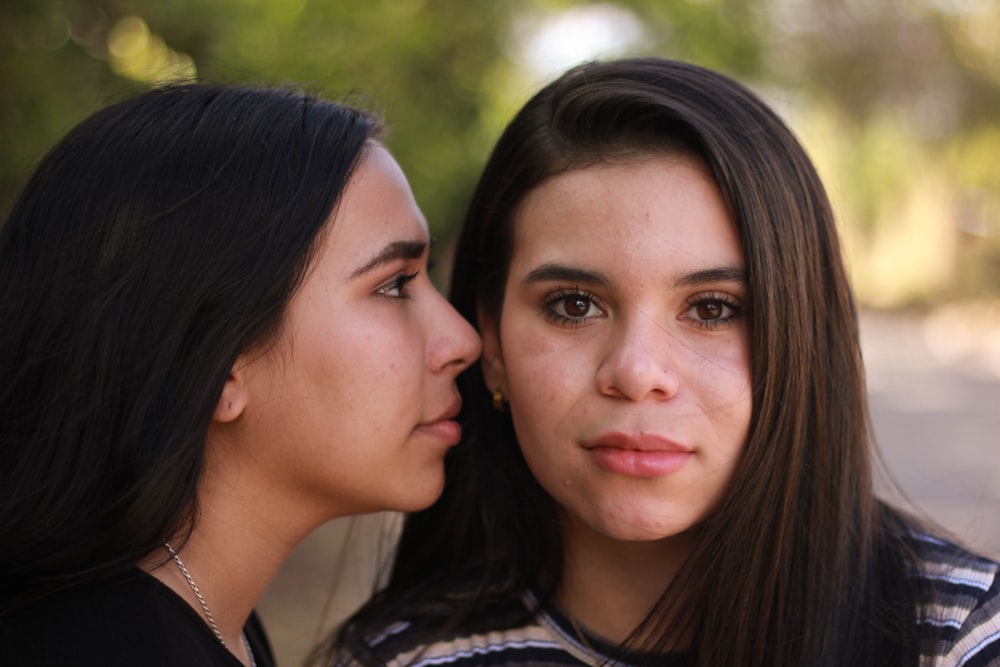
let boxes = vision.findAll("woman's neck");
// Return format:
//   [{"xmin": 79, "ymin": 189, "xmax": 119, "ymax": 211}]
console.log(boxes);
[
  {"xmin": 140, "ymin": 428, "xmax": 331, "ymax": 660},
  {"xmin": 144, "ymin": 512, "xmax": 287, "ymax": 639},
  {"xmin": 556, "ymin": 516, "xmax": 697, "ymax": 645}
]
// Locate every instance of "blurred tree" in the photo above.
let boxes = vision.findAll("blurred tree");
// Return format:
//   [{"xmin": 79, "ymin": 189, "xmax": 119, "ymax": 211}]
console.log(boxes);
[
  {"xmin": 765, "ymin": 0, "xmax": 1000, "ymax": 303},
  {"xmin": 1, "ymin": 0, "xmax": 515, "ymax": 243}
]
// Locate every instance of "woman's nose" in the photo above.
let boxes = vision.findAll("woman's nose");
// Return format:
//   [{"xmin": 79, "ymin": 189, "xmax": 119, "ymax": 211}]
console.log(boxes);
[
  {"xmin": 427, "ymin": 291, "xmax": 481, "ymax": 375},
  {"xmin": 595, "ymin": 311, "xmax": 681, "ymax": 402}
]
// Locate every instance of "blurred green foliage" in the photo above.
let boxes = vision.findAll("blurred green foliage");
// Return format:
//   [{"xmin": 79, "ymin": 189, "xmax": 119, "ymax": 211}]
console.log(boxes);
[{"xmin": 2, "ymin": 0, "xmax": 998, "ymax": 304}]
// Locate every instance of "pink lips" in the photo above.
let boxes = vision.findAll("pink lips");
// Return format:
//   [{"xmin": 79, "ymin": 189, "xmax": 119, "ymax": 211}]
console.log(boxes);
[
  {"xmin": 414, "ymin": 399, "xmax": 463, "ymax": 446},
  {"xmin": 584, "ymin": 432, "xmax": 692, "ymax": 477}
]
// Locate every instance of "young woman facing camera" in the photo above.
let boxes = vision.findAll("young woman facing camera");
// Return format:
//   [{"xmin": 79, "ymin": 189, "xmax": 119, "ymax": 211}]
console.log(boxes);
[
  {"xmin": 0, "ymin": 83, "xmax": 478, "ymax": 666},
  {"xmin": 330, "ymin": 59, "xmax": 1000, "ymax": 666}
]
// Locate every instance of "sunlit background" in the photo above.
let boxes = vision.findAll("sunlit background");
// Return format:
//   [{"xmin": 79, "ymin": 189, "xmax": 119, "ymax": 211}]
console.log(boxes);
[
  {"xmin": 5, "ymin": 0, "xmax": 999, "ymax": 311},
  {"xmin": 3, "ymin": 1, "xmax": 998, "ymax": 664}
]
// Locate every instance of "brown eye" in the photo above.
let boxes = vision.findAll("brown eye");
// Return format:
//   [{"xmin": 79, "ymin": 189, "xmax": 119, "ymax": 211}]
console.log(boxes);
[
  {"xmin": 563, "ymin": 296, "xmax": 592, "ymax": 318},
  {"xmin": 542, "ymin": 289, "xmax": 603, "ymax": 326},
  {"xmin": 695, "ymin": 301, "xmax": 724, "ymax": 321},
  {"xmin": 684, "ymin": 293, "xmax": 742, "ymax": 330}
]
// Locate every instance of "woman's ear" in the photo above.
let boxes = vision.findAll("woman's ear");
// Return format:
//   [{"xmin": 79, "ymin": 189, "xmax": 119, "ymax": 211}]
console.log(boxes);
[
  {"xmin": 213, "ymin": 362, "xmax": 249, "ymax": 423},
  {"xmin": 476, "ymin": 301, "xmax": 507, "ymax": 395}
]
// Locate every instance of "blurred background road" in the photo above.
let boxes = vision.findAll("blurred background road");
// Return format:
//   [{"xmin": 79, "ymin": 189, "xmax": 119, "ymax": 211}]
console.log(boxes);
[
  {"xmin": 865, "ymin": 308, "xmax": 1000, "ymax": 555},
  {"xmin": 257, "ymin": 307, "xmax": 1000, "ymax": 667}
]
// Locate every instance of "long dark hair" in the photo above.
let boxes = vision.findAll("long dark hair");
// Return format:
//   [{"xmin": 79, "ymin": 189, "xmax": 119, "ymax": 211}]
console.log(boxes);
[
  {"xmin": 338, "ymin": 58, "xmax": 921, "ymax": 666},
  {"xmin": 0, "ymin": 83, "xmax": 378, "ymax": 610}
]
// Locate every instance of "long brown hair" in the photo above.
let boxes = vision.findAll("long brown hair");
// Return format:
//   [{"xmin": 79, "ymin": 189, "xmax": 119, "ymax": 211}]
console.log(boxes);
[{"xmin": 338, "ymin": 57, "xmax": 920, "ymax": 667}]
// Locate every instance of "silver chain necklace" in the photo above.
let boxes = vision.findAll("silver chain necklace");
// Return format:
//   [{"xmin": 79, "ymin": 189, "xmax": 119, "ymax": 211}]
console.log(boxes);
[{"xmin": 163, "ymin": 542, "xmax": 257, "ymax": 667}]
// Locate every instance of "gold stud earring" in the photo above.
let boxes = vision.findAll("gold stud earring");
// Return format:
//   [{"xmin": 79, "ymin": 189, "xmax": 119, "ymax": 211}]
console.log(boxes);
[{"xmin": 492, "ymin": 388, "xmax": 509, "ymax": 412}]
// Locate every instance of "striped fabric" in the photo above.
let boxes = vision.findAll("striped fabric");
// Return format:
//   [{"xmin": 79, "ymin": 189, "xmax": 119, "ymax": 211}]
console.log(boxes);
[
  {"xmin": 913, "ymin": 533, "xmax": 1000, "ymax": 666},
  {"xmin": 341, "ymin": 534, "xmax": 999, "ymax": 666}
]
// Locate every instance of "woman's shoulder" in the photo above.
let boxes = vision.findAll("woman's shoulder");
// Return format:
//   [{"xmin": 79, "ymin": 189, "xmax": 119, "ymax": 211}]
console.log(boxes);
[
  {"xmin": 0, "ymin": 569, "xmax": 272, "ymax": 666},
  {"xmin": 906, "ymin": 530, "xmax": 999, "ymax": 586},
  {"xmin": 904, "ymin": 531, "xmax": 1000, "ymax": 666}
]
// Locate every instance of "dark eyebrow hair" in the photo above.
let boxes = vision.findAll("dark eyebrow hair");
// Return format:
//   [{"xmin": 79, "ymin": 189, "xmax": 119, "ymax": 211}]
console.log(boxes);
[
  {"xmin": 523, "ymin": 263, "xmax": 746, "ymax": 290},
  {"xmin": 672, "ymin": 266, "xmax": 746, "ymax": 287},
  {"xmin": 522, "ymin": 264, "xmax": 612, "ymax": 288},
  {"xmin": 350, "ymin": 240, "xmax": 427, "ymax": 278}
]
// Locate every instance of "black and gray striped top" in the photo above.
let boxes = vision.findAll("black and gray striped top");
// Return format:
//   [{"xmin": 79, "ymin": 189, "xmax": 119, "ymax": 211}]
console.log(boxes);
[{"xmin": 341, "ymin": 532, "xmax": 999, "ymax": 667}]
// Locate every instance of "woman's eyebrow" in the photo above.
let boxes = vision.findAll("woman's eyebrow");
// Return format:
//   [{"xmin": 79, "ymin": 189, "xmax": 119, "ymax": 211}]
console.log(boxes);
[
  {"xmin": 523, "ymin": 263, "xmax": 745, "ymax": 289},
  {"xmin": 522, "ymin": 263, "xmax": 612, "ymax": 287},
  {"xmin": 350, "ymin": 240, "xmax": 427, "ymax": 278},
  {"xmin": 672, "ymin": 266, "xmax": 746, "ymax": 288}
]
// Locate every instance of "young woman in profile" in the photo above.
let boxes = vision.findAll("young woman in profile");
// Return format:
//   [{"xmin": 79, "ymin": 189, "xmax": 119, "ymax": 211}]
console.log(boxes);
[
  {"xmin": 329, "ymin": 58, "xmax": 1000, "ymax": 666},
  {"xmin": 0, "ymin": 83, "xmax": 480, "ymax": 666}
]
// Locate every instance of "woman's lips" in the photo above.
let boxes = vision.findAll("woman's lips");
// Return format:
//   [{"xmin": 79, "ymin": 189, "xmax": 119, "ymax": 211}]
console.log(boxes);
[
  {"xmin": 584, "ymin": 432, "xmax": 693, "ymax": 477},
  {"xmin": 414, "ymin": 399, "xmax": 463, "ymax": 446},
  {"xmin": 414, "ymin": 418, "xmax": 462, "ymax": 446}
]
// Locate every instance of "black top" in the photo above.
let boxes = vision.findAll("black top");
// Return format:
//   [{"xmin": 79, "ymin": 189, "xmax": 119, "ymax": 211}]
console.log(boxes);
[{"xmin": 0, "ymin": 568, "xmax": 275, "ymax": 667}]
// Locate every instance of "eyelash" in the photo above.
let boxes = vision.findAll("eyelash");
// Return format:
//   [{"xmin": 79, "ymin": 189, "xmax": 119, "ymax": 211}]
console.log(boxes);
[
  {"xmin": 540, "ymin": 288, "xmax": 744, "ymax": 330},
  {"xmin": 540, "ymin": 287, "xmax": 604, "ymax": 327},
  {"xmin": 683, "ymin": 291, "xmax": 743, "ymax": 330},
  {"xmin": 376, "ymin": 271, "xmax": 420, "ymax": 299}
]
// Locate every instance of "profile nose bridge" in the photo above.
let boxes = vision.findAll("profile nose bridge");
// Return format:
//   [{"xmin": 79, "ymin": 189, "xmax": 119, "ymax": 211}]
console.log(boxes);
[{"xmin": 427, "ymin": 291, "xmax": 480, "ymax": 372}]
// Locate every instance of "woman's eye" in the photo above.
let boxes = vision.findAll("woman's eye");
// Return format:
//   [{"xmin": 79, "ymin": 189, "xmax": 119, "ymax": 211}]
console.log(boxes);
[
  {"xmin": 542, "ymin": 290, "xmax": 603, "ymax": 325},
  {"xmin": 695, "ymin": 301, "xmax": 726, "ymax": 321},
  {"xmin": 561, "ymin": 295, "xmax": 594, "ymax": 318},
  {"xmin": 376, "ymin": 271, "xmax": 419, "ymax": 298},
  {"xmin": 685, "ymin": 294, "xmax": 742, "ymax": 329}
]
